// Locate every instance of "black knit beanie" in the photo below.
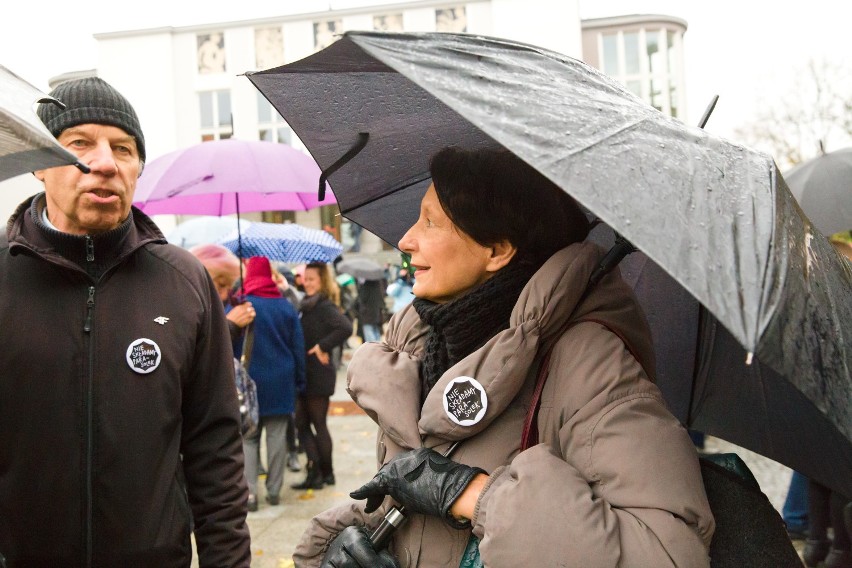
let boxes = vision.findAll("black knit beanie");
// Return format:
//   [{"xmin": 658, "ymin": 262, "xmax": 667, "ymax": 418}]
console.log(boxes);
[{"xmin": 37, "ymin": 77, "xmax": 146, "ymax": 162}]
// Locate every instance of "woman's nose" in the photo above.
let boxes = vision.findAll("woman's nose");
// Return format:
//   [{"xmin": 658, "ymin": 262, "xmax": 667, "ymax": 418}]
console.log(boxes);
[{"xmin": 398, "ymin": 226, "xmax": 416, "ymax": 252}]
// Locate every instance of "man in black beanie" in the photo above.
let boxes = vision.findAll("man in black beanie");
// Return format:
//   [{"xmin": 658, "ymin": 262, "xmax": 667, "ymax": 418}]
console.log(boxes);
[{"xmin": 0, "ymin": 76, "xmax": 251, "ymax": 567}]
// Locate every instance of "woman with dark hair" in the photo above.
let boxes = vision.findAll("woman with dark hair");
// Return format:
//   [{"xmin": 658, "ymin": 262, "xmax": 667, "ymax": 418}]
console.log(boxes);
[
  {"xmin": 296, "ymin": 147, "xmax": 714, "ymax": 567},
  {"xmin": 291, "ymin": 261, "xmax": 353, "ymax": 491}
]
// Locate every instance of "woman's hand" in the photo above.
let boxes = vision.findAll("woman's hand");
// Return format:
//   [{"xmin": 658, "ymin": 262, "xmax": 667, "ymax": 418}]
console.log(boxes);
[
  {"xmin": 227, "ymin": 302, "xmax": 255, "ymax": 328},
  {"xmin": 321, "ymin": 526, "xmax": 399, "ymax": 568},
  {"xmin": 308, "ymin": 344, "xmax": 330, "ymax": 365},
  {"xmin": 349, "ymin": 447, "xmax": 487, "ymax": 528}
]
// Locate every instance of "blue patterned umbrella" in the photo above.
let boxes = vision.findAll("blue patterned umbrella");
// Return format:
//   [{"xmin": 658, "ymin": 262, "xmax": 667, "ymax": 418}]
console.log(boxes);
[{"xmin": 217, "ymin": 221, "xmax": 342, "ymax": 263}]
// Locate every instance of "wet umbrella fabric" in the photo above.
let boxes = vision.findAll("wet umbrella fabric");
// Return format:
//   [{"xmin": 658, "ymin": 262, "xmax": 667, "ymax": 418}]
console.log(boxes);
[
  {"xmin": 336, "ymin": 257, "xmax": 385, "ymax": 280},
  {"xmin": 132, "ymin": 139, "xmax": 335, "ymax": 215},
  {"xmin": 0, "ymin": 65, "xmax": 85, "ymax": 182},
  {"xmin": 217, "ymin": 221, "xmax": 342, "ymax": 264},
  {"xmin": 784, "ymin": 147, "xmax": 852, "ymax": 236},
  {"xmin": 247, "ymin": 31, "xmax": 852, "ymax": 497}
]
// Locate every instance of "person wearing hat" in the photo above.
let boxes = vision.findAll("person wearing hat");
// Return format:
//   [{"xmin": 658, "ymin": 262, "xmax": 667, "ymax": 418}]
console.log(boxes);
[{"xmin": 0, "ymin": 77, "xmax": 251, "ymax": 567}]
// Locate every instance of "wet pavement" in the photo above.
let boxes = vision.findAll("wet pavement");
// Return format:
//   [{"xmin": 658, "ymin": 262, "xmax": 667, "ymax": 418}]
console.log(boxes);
[{"xmin": 194, "ymin": 347, "xmax": 807, "ymax": 567}]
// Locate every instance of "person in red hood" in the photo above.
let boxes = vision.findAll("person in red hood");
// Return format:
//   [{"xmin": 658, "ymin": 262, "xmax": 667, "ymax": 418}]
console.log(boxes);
[{"xmin": 235, "ymin": 256, "xmax": 306, "ymax": 512}]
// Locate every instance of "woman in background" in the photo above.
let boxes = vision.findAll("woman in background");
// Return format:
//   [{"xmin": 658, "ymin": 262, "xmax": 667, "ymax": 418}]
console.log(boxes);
[
  {"xmin": 236, "ymin": 256, "xmax": 306, "ymax": 511},
  {"xmin": 291, "ymin": 262, "xmax": 354, "ymax": 490}
]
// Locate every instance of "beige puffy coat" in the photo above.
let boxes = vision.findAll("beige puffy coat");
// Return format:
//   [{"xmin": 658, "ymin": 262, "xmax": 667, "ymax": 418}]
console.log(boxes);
[{"xmin": 294, "ymin": 243, "xmax": 715, "ymax": 567}]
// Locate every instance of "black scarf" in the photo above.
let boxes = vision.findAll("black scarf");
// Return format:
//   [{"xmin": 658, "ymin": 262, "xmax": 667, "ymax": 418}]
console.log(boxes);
[{"xmin": 413, "ymin": 261, "xmax": 538, "ymax": 403}]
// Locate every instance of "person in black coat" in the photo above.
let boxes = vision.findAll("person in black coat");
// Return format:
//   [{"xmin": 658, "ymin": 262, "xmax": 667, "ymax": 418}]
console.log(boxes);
[{"xmin": 291, "ymin": 261, "xmax": 353, "ymax": 490}]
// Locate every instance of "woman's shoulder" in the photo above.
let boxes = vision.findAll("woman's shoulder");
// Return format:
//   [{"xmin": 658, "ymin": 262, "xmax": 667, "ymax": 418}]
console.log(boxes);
[{"xmin": 544, "ymin": 321, "xmax": 659, "ymax": 416}]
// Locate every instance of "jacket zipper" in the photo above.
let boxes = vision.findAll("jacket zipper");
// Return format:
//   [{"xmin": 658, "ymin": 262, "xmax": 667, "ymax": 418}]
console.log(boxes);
[{"xmin": 84, "ymin": 236, "xmax": 95, "ymax": 568}]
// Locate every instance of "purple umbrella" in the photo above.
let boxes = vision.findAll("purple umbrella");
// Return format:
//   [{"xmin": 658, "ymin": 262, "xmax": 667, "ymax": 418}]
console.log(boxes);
[{"xmin": 132, "ymin": 139, "xmax": 335, "ymax": 215}]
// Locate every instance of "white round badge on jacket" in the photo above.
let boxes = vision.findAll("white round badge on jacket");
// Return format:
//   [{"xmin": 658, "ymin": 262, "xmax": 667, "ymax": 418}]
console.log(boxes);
[
  {"xmin": 443, "ymin": 376, "xmax": 488, "ymax": 426},
  {"xmin": 126, "ymin": 338, "xmax": 162, "ymax": 374}
]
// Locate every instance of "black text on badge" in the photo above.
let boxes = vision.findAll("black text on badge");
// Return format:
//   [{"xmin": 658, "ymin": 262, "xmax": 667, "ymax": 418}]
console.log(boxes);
[{"xmin": 442, "ymin": 376, "xmax": 488, "ymax": 426}]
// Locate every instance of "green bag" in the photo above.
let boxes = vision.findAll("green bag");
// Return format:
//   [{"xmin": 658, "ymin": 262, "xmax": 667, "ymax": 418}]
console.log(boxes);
[{"xmin": 459, "ymin": 534, "xmax": 483, "ymax": 568}]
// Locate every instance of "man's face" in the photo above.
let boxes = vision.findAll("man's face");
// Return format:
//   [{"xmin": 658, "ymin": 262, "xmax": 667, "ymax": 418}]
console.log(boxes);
[{"xmin": 34, "ymin": 124, "xmax": 141, "ymax": 235}]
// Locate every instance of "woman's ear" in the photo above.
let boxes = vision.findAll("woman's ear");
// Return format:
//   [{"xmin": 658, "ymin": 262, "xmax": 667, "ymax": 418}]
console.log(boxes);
[{"xmin": 486, "ymin": 240, "xmax": 517, "ymax": 273}]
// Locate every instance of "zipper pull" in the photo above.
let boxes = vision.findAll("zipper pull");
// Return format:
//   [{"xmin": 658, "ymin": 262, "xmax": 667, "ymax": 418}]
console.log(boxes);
[
  {"xmin": 84, "ymin": 286, "xmax": 95, "ymax": 332},
  {"xmin": 86, "ymin": 235, "xmax": 94, "ymax": 262}
]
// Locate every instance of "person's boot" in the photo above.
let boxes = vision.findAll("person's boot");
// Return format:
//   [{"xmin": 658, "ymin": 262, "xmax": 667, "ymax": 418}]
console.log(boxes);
[
  {"xmin": 290, "ymin": 461, "xmax": 325, "ymax": 490},
  {"xmin": 323, "ymin": 471, "xmax": 336, "ymax": 486},
  {"xmin": 803, "ymin": 538, "xmax": 831, "ymax": 567},
  {"xmin": 824, "ymin": 548, "xmax": 852, "ymax": 568},
  {"xmin": 287, "ymin": 451, "xmax": 301, "ymax": 472}
]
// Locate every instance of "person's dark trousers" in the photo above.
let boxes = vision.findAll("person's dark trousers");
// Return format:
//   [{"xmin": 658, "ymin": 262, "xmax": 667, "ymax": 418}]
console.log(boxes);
[
  {"xmin": 783, "ymin": 471, "xmax": 810, "ymax": 537},
  {"xmin": 285, "ymin": 412, "xmax": 298, "ymax": 452}
]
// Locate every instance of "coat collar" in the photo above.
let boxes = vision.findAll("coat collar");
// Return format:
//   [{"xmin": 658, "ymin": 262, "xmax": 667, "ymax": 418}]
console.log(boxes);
[{"xmin": 347, "ymin": 242, "xmax": 655, "ymax": 450}]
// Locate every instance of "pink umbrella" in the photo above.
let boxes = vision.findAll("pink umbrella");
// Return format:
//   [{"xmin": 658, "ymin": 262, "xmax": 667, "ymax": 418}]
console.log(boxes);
[{"xmin": 132, "ymin": 139, "xmax": 335, "ymax": 215}]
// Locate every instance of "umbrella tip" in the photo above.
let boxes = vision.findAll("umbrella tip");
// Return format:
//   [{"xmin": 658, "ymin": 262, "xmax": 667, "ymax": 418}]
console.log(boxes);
[{"xmin": 74, "ymin": 162, "xmax": 91, "ymax": 174}]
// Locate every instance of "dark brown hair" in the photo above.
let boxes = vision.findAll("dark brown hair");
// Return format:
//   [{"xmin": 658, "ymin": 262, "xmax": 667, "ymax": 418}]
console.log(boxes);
[{"xmin": 430, "ymin": 147, "xmax": 590, "ymax": 266}]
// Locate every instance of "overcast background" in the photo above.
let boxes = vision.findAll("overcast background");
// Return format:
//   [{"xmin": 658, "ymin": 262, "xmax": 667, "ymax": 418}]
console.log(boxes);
[{"xmin": 2, "ymin": 0, "xmax": 850, "ymax": 152}]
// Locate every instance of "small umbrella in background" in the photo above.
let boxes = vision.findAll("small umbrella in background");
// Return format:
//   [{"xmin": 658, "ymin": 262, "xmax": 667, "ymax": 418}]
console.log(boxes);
[
  {"xmin": 132, "ymin": 138, "xmax": 336, "ymax": 215},
  {"xmin": 217, "ymin": 221, "xmax": 342, "ymax": 264},
  {"xmin": 166, "ymin": 216, "xmax": 244, "ymax": 249},
  {"xmin": 784, "ymin": 147, "xmax": 852, "ymax": 236},
  {"xmin": 336, "ymin": 257, "xmax": 385, "ymax": 281},
  {"xmin": 0, "ymin": 65, "xmax": 89, "ymax": 182}
]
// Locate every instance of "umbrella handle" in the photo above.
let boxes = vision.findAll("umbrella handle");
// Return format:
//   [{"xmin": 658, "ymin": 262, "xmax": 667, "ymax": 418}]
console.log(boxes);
[
  {"xmin": 588, "ymin": 233, "xmax": 636, "ymax": 288},
  {"xmin": 318, "ymin": 132, "xmax": 369, "ymax": 201},
  {"xmin": 369, "ymin": 441, "xmax": 460, "ymax": 550}
]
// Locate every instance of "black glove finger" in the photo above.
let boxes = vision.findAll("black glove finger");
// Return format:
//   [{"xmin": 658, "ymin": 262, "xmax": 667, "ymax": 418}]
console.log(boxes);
[
  {"xmin": 364, "ymin": 494, "xmax": 385, "ymax": 514},
  {"xmin": 377, "ymin": 549, "xmax": 401, "ymax": 568},
  {"xmin": 349, "ymin": 478, "xmax": 382, "ymax": 501},
  {"xmin": 322, "ymin": 526, "xmax": 377, "ymax": 568}
]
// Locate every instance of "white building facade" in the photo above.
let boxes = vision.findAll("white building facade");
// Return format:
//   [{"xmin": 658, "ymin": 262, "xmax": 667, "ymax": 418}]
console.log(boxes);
[{"xmin": 0, "ymin": 1, "xmax": 687, "ymax": 255}]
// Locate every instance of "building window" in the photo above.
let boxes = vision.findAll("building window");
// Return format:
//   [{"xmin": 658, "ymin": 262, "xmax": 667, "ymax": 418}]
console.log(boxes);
[
  {"xmin": 599, "ymin": 28, "xmax": 681, "ymax": 118},
  {"xmin": 197, "ymin": 32, "xmax": 226, "ymax": 74},
  {"xmin": 199, "ymin": 90, "xmax": 232, "ymax": 141},
  {"xmin": 314, "ymin": 19, "xmax": 342, "ymax": 51},
  {"xmin": 374, "ymin": 13, "xmax": 403, "ymax": 31},
  {"xmin": 255, "ymin": 26, "xmax": 284, "ymax": 70},
  {"xmin": 436, "ymin": 7, "xmax": 467, "ymax": 32},
  {"xmin": 257, "ymin": 91, "xmax": 293, "ymax": 145}
]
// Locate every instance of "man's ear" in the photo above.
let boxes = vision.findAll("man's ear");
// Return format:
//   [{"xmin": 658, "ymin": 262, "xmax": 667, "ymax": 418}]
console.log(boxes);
[
  {"xmin": 485, "ymin": 239, "xmax": 517, "ymax": 273},
  {"xmin": 32, "ymin": 169, "xmax": 46, "ymax": 182}
]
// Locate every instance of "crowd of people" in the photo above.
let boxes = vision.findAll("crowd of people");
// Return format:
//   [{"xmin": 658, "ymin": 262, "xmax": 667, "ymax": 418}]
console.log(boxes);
[{"xmin": 2, "ymin": 74, "xmax": 849, "ymax": 568}]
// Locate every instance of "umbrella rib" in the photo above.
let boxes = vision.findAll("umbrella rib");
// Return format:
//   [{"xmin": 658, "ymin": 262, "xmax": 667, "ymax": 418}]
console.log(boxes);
[{"xmin": 339, "ymin": 173, "xmax": 432, "ymax": 216}]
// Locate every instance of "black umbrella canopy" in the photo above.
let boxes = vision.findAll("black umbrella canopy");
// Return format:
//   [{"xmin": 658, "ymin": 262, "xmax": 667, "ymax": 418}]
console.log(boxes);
[
  {"xmin": 784, "ymin": 147, "xmax": 852, "ymax": 237},
  {"xmin": 248, "ymin": 31, "xmax": 852, "ymax": 496}
]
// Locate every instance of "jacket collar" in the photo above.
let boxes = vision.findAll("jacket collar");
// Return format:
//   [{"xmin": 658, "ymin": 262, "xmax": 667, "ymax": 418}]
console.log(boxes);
[
  {"xmin": 5, "ymin": 193, "xmax": 167, "ymax": 276},
  {"xmin": 348, "ymin": 242, "xmax": 656, "ymax": 450}
]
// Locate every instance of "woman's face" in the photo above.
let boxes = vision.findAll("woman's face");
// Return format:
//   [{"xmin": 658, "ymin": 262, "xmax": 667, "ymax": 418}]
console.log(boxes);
[
  {"xmin": 398, "ymin": 184, "xmax": 494, "ymax": 304},
  {"xmin": 303, "ymin": 266, "xmax": 323, "ymax": 297}
]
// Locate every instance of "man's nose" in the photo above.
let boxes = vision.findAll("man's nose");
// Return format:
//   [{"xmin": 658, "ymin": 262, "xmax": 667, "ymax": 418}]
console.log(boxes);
[{"xmin": 85, "ymin": 141, "xmax": 119, "ymax": 175}]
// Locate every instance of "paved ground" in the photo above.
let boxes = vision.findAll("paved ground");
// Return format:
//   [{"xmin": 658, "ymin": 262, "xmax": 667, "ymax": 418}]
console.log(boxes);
[{"xmin": 195, "ymin": 347, "xmax": 806, "ymax": 567}]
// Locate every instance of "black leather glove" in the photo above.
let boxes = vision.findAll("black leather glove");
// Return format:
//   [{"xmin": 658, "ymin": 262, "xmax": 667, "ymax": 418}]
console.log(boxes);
[
  {"xmin": 321, "ymin": 526, "xmax": 400, "ymax": 568},
  {"xmin": 350, "ymin": 447, "xmax": 486, "ymax": 528}
]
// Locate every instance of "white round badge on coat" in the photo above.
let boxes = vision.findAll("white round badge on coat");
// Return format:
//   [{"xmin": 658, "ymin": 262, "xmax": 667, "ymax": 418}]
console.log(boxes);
[
  {"xmin": 126, "ymin": 338, "xmax": 162, "ymax": 374},
  {"xmin": 442, "ymin": 376, "xmax": 488, "ymax": 426}
]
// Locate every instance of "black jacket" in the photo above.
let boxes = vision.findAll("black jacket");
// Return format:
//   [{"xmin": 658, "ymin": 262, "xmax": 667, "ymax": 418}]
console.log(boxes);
[
  {"xmin": 299, "ymin": 294, "xmax": 352, "ymax": 397},
  {"xmin": 0, "ymin": 195, "xmax": 250, "ymax": 567}
]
